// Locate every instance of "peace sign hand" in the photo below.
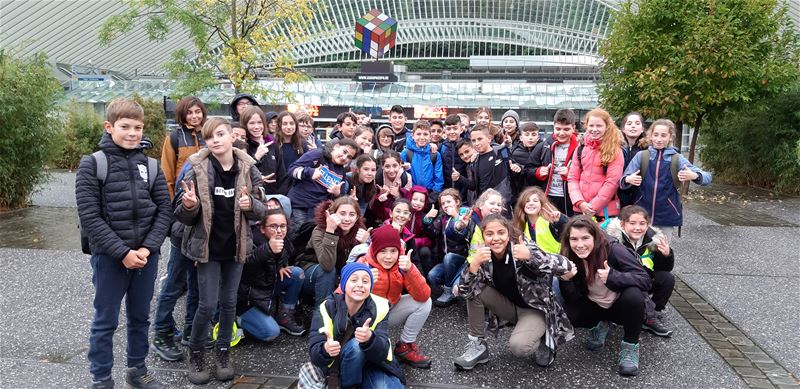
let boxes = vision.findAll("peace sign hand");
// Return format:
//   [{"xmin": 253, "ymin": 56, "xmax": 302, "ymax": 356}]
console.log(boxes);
[{"xmin": 180, "ymin": 180, "xmax": 198, "ymax": 209}]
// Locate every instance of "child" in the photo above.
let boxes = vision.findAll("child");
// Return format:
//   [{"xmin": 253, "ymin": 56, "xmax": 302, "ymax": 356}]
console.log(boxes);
[
  {"xmin": 401, "ymin": 120, "xmax": 444, "ymax": 197},
  {"xmin": 237, "ymin": 209, "xmax": 305, "ymax": 341},
  {"xmin": 354, "ymin": 125, "xmax": 375, "ymax": 156},
  {"xmin": 446, "ymin": 189, "xmax": 505, "ymax": 271},
  {"xmin": 534, "ymin": 109, "xmax": 579, "ymax": 216},
  {"xmin": 300, "ymin": 263, "xmax": 404, "ymax": 388},
  {"xmin": 509, "ymin": 122, "xmax": 544, "ymax": 203},
  {"xmin": 429, "ymin": 119, "xmax": 444, "ymax": 148},
  {"xmin": 453, "ymin": 215, "xmax": 574, "ymax": 370},
  {"xmin": 229, "ymin": 93, "xmax": 259, "ymax": 123},
  {"xmin": 277, "ymin": 111, "xmax": 307, "ymax": 172},
  {"xmin": 296, "ymin": 110, "xmax": 322, "ymax": 150},
  {"xmin": 460, "ymin": 125, "xmax": 512, "ymax": 203},
  {"xmin": 620, "ymin": 119, "xmax": 712, "ymax": 239},
  {"xmin": 512, "ymin": 187, "xmax": 567, "ymax": 253},
  {"xmin": 567, "ymin": 108, "xmax": 624, "ymax": 219},
  {"xmin": 347, "ymin": 155, "xmax": 379, "ymax": 227},
  {"xmin": 242, "ymin": 106, "xmax": 287, "ymax": 195},
  {"xmin": 153, "ymin": 96, "xmax": 206, "ymax": 362},
  {"xmin": 402, "ymin": 186, "xmax": 435, "ymax": 275},
  {"xmin": 426, "ymin": 189, "xmax": 470, "ymax": 307},
  {"xmin": 501, "ymin": 109, "xmax": 520, "ymax": 147},
  {"xmin": 441, "ymin": 114, "xmax": 467, "ymax": 192},
  {"xmin": 175, "ymin": 117, "xmax": 266, "ymax": 384},
  {"xmin": 559, "ymin": 216, "xmax": 651, "ymax": 376},
  {"xmin": 605, "ymin": 205, "xmax": 675, "ymax": 337},
  {"xmin": 357, "ymin": 225, "xmax": 433, "ymax": 369},
  {"xmin": 389, "ymin": 105, "xmax": 409, "ymax": 152},
  {"xmin": 474, "ymin": 107, "xmax": 503, "ymax": 144},
  {"xmin": 231, "ymin": 124, "xmax": 248, "ymax": 150},
  {"xmin": 265, "ymin": 111, "xmax": 278, "ymax": 136},
  {"xmin": 287, "ymin": 138, "xmax": 359, "ymax": 235},
  {"xmin": 373, "ymin": 151, "xmax": 413, "ymax": 220},
  {"xmin": 77, "ymin": 98, "xmax": 172, "ymax": 388},
  {"xmin": 372, "ymin": 125, "xmax": 395, "ymax": 161},
  {"xmin": 619, "ymin": 112, "xmax": 648, "ymax": 207},
  {"xmin": 330, "ymin": 111, "xmax": 357, "ymax": 140}
]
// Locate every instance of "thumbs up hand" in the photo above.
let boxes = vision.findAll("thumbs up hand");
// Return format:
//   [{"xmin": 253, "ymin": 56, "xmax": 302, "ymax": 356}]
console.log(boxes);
[
  {"xmin": 425, "ymin": 204, "xmax": 438, "ymax": 220},
  {"xmin": 268, "ymin": 237, "xmax": 284, "ymax": 254},
  {"xmin": 321, "ymin": 328, "xmax": 341, "ymax": 357},
  {"xmin": 398, "ymin": 249, "xmax": 413, "ymax": 272},
  {"xmin": 355, "ymin": 227, "xmax": 370, "ymax": 244},
  {"xmin": 451, "ymin": 168, "xmax": 461, "ymax": 182},
  {"xmin": 512, "ymin": 236, "xmax": 530, "ymax": 260},
  {"xmin": 677, "ymin": 166, "xmax": 699, "ymax": 182},
  {"xmin": 597, "ymin": 260, "xmax": 610, "ymax": 284},
  {"xmin": 540, "ymin": 163, "xmax": 552, "ymax": 176},
  {"xmin": 354, "ymin": 318, "xmax": 373, "ymax": 343},
  {"xmin": 560, "ymin": 261, "xmax": 578, "ymax": 281},
  {"xmin": 625, "ymin": 169, "xmax": 642, "ymax": 186},
  {"xmin": 239, "ymin": 186, "xmax": 251, "ymax": 210}
]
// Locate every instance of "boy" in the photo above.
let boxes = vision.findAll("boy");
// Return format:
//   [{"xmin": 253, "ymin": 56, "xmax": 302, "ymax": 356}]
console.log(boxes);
[
  {"xmin": 458, "ymin": 125, "xmax": 512, "ymax": 204},
  {"xmin": 429, "ymin": 120, "xmax": 444, "ymax": 148},
  {"xmin": 509, "ymin": 122, "xmax": 543, "ymax": 203},
  {"xmin": 330, "ymin": 112, "xmax": 357, "ymax": 140},
  {"xmin": 441, "ymin": 114, "xmax": 467, "ymax": 192},
  {"xmin": 401, "ymin": 120, "xmax": 443, "ymax": 197},
  {"xmin": 534, "ymin": 109, "xmax": 579, "ymax": 216},
  {"xmin": 452, "ymin": 139, "xmax": 476, "ymax": 205},
  {"xmin": 77, "ymin": 98, "xmax": 172, "ymax": 388},
  {"xmin": 389, "ymin": 105, "xmax": 409, "ymax": 152}
]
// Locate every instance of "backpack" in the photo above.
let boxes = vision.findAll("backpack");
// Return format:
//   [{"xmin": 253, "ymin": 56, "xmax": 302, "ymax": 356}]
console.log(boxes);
[
  {"xmin": 405, "ymin": 148, "xmax": 438, "ymax": 167},
  {"xmin": 79, "ymin": 150, "xmax": 159, "ymax": 255},
  {"xmin": 639, "ymin": 149, "xmax": 681, "ymax": 189},
  {"xmin": 576, "ymin": 144, "xmax": 608, "ymax": 175}
]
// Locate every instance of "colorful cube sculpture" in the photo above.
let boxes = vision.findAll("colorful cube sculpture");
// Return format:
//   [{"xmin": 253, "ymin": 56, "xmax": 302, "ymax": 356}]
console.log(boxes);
[{"xmin": 354, "ymin": 9, "xmax": 397, "ymax": 58}]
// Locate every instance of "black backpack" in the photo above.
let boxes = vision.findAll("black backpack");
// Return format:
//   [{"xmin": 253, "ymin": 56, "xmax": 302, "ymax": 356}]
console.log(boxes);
[{"xmin": 79, "ymin": 151, "xmax": 158, "ymax": 255}]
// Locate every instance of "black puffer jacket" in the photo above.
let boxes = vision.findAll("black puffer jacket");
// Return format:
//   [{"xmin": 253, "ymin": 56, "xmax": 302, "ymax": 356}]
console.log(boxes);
[
  {"xmin": 76, "ymin": 133, "xmax": 172, "ymax": 260},
  {"xmin": 236, "ymin": 227, "xmax": 295, "ymax": 316}
]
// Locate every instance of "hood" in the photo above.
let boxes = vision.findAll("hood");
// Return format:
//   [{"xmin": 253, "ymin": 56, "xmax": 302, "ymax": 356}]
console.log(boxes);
[
  {"xmin": 265, "ymin": 111, "xmax": 278, "ymax": 123},
  {"xmin": 605, "ymin": 218, "xmax": 667, "ymax": 250},
  {"xmin": 229, "ymin": 93, "xmax": 260, "ymax": 122},
  {"xmin": 98, "ymin": 132, "xmax": 145, "ymax": 154},
  {"xmin": 501, "ymin": 110, "xmax": 519, "ymax": 126},
  {"xmin": 264, "ymin": 194, "xmax": 292, "ymax": 218},
  {"xmin": 405, "ymin": 137, "xmax": 432, "ymax": 154},
  {"xmin": 402, "ymin": 185, "xmax": 429, "ymax": 203}
]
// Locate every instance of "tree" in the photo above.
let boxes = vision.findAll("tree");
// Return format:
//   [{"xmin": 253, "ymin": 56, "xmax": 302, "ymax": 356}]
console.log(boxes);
[
  {"xmin": 99, "ymin": 0, "xmax": 318, "ymax": 100},
  {"xmin": 0, "ymin": 50, "xmax": 63, "ymax": 210},
  {"xmin": 599, "ymin": 0, "xmax": 800, "ymax": 164}
]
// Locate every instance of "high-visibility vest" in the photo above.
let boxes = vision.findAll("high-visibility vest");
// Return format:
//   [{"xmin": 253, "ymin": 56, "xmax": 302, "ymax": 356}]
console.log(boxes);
[
  {"xmin": 523, "ymin": 217, "xmax": 561, "ymax": 254},
  {"xmin": 318, "ymin": 294, "xmax": 393, "ymax": 367},
  {"xmin": 640, "ymin": 248, "xmax": 654, "ymax": 271}
]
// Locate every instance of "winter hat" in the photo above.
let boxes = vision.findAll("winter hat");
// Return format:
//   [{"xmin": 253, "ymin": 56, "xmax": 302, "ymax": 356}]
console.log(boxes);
[
  {"xmin": 501, "ymin": 110, "xmax": 520, "ymax": 125},
  {"xmin": 339, "ymin": 262, "xmax": 374, "ymax": 293},
  {"xmin": 265, "ymin": 111, "xmax": 278, "ymax": 123},
  {"xmin": 369, "ymin": 224, "xmax": 403, "ymax": 259},
  {"xmin": 263, "ymin": 194, "xmax": 292, "ymax": 218}
]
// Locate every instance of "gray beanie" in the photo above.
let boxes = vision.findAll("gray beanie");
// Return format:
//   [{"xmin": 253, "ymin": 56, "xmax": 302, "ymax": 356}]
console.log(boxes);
[{"xmin": 501, "ymin": 110, "xmax": 520, "ymax": 125}]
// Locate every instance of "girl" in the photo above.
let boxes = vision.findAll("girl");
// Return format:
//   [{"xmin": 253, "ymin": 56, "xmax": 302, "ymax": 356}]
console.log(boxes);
[
  {"xmin": 347, "ymin": 155, "xmax": 379, "ymax": 227},
  {"xmin": 286, "ymin": 138, "xmax": 359, "ymax": 235},
  {"xmin": 175, "ymin": 117, "xmax": 266, "ymax": 384},
  {"xmin": 265, "ymin": 111, "xmax": 278, "ymax": 136},
  {"xmin": 501, "ymin": 109, "xmax": 520, "ymax": 147},
  {"xmin": 372, "ymin": 125, "xmax": 395, "ymax": 161},
  {"xmin": 354, "ymin": 125, "xmax": 375, "ymax": 156},
  {"xmin": 453, "ymin": 215, "xmax": 574, "ymax": 370},
  {"xmin": 373, "ymin": 151, "xmax": 414, "ymax": 219},
  {"xmin": 236, "ymin": 209, "xmax": 305, "ymax": 342},
  {"xmin": 512, "ymin": 187, "xmax": 567, "ymax": 254},
  {"xmin": 377, "ymin": 198, "xmax": 419, "ymax": 263},
  {"xmin": 619, "ymin": 112, "xmax": 648, "ymax": 207},
  {"xmin": 162, "ymin": 96, "xmax": 206, "ymax": 198},
  {"xmin": 301, "ymin": 263, "xmax": 404, "ymax": 388},
  {"xmin": 296, "ymin": 197, "xmax": 369, "ymax": 309},
  {"xmin": 474, "ymin": 106, "xmax": 503, "ymax": 144},
  {"xmin": 296, "ymin": 110, "xmax": 322, "ymax": 150},
  {"xmin": 427, "ymin": 189, "xmax": 470, "ymax": 307},
  {"xmin": 241, "ymin": 106, "xmax": 287, "ymax": 195},
  {"xmin": 277, "ymin": 111, "xmax": 307, "ymax": 172},
  {"xmin": 558, "ymin": 216, "xmax": 651, "ymax": 376},
  {"xmin": 567, "ymin": 108, "xmax": 624, "ymax": 219},
  {"xmin": 403, "ymin": 186, "xmax": 435, "ymax": 275},
  {"xmin": 357, "ymin": 225, "xmax": 433, "ymax": 369},
  {"xmin": 447, "ymin": 189, "xmax": 506, "ymax": 262},
  {"xmin": 620, "ymin": 119, "xmax": 712, "ymax": 239}
]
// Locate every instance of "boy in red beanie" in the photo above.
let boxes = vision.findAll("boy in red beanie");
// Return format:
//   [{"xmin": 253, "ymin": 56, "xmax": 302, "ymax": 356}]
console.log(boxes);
[{"xmin": 358, "ymin": 224, "xmax": 433, "ymax": 369}]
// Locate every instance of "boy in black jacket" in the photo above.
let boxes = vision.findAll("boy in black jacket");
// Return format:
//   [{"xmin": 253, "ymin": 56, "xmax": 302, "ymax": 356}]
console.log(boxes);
[
  {"xmin": 76, "ymin": 98, "xmax": 172, "ymax": 389},
  {"xmin": 509, "ymin": 122, "xmax": 544, "ymax": 204}
]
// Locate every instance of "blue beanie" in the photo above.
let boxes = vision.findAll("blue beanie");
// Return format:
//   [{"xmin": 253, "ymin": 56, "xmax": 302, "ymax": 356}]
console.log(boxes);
[{"xmin": 339, "ymin": 262, "xmax": 374, "ymax": 294}]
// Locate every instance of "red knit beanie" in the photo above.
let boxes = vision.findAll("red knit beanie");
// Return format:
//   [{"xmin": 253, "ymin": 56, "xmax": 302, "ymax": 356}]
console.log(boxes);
[{"xmin": 369, "ymin": 224, "xmax": 403, "ymax": 258}]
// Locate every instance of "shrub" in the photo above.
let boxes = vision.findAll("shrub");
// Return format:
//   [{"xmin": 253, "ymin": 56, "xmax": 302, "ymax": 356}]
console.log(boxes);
[
  {"xmin": 52, "ymin": 100, "xmax": 104, "ymax": 170},
  {"xmin": 0, "ymin": 50, "xmax": 63, "ymax": 210},
  {"xmin": 701, "ymin": 86, "xmax": 800, "ymax": 195},
  {"xmin": 132, "ymin": 93, "xmax": 166, "ymax": 159}
]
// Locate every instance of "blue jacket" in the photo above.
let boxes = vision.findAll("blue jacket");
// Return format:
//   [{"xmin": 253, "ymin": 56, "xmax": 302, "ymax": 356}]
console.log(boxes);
[
  {"xmin": 620, "ymin": 146, "xmax": 712, "ymax": 226},
  {"xmin": 287, "ymin": 148, "xmax": 349, "ymax": 209},
  {"xmin": 401, "ymin": 137, "xmax": 443, "ymax": 192}
]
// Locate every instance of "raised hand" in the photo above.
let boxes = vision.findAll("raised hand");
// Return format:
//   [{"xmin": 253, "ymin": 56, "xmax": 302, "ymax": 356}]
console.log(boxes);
[
  {"xmin": 269, "ymin": 237, "xmax": 284, "ymax": 254},
  {"xmin": 540, "ymin": 163, "xmax": 552, "ymax": 177},
  {"xmin": 355, "ymin": 227, "xmax": 370, "ymax": 244},
  {"xmin": 402, "ymin": 162, "xmax": 411, "ymax": 171},
  {"xmin": 262, "ymin": 173, "xmax": 276, "ymax": 184},
  {"xmin": 354, "ymin": 318, "xmax": 373, "ymax": 343},
  {"xmin": 451, "ymin": 168, "xmax": 461, "ymax": 182},
  {"xmin": 398, "ymin": 249, "xmax": 413, "ymax": 272},
  {"xmin": 656, "ymin": 236, "xmax": 670, "ymax": 256},
  {"xmin": 370, "ymin": 267, "xmax": 380, "ymax": 282},
  {"xmin": 455, "ymin": 208, "xmax": 473, "ymax": 230},
  {"xmin": 349, "ymin": 187, "xmax": 358, "ymax": 201},
  {"xmin": 306, "ymin": 136, "xmax": 318, "ymax": 150},
  {"xmin": 388, "ymin": 181, "xmax": 400, "ymax": 198},
  {"xmin": 377, "ymin": 185, "xmax": 390, "ymax": 202},
  {"xmin": 254, "ymin": 142, "xmax": 269, "ymax": 160},
  {"xmin": 328, "ymin": 181, "xmax": 344, "ymax": 196},
  {"xmin": 510, "ymin": 162, "xmax": 522, "ymax": 173},
  {"xmin": 474, "ymin": 244, "xmax": 492, "ymax": 266},
  {"xmin": 512, "ymin": 236, "xmax": 530, "ymax": 260},
  {"xmin": 597, "ymin": 260, "xmax": 610, "ymax": 284},
  {"xmin": 544, "ymin": 203, "xmax": 561, "ymax": 220},
  {"xmin": 239, "ymin": 186, "xmax": 251, "ymax": 210},
  {"xmin": 425, "ymin": 204, "xmax": 438, "ymax": 220},
  {"xmin": 626, "ymin": 169, "xmax": 642, "ymax": 186},
  {"xmin": 677, "ymin": 166, "xmax": 699, "ymax": 182},
  {"xmin": 430, "ymin": 143, "xmax": 438, "ymax": 154},
  {"xmin": 321, "ymin": 328, "xmax": 341, "ymax": 357},
  {"xmin": 325, "ymin": 210, "xmax": 342, "ymax": 233},
  {"xmin": 180, "ymin": 180, "xmax": 198, "ymax": 209},
  {"xmin": 561, "ymin": 261, "xmax": 578, "ymax": 281},
  {"xmin": 312, "ymin": 166, "xmax": 323, "ymax": 181}
]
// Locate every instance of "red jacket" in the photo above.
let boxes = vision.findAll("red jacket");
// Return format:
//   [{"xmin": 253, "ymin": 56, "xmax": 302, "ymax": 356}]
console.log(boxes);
[
  {"xmin": 357, "ymin": 248, "xmax": 430, "ymax": 305},
  {"xmin": 567, "ymin": 137, "xmax": 623, "ymax": 216}
]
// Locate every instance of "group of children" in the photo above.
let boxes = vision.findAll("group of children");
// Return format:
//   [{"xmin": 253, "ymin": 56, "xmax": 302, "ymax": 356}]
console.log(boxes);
[{"xmin": 77, "ymin": 96, "xmax": 711, "ymax": 389}]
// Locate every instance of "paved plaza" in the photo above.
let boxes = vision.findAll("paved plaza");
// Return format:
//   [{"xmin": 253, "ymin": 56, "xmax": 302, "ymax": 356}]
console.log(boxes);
[{"xmin": 0, "ymin": 172, "xmax": 797, "ymax": 388}]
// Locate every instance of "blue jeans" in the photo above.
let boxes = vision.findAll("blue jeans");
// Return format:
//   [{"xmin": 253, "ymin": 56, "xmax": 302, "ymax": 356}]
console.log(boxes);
[
  {"xmin": 153, "ymin": 243, "xmax": 198, "ymax": 335},
  {"xmin": 238, "ymin": 307, "xmax": 279, "ymax": 341},
  {"xmin": 302, "ymin": 264, "xmax": 337, "ymax": 310},
  {"xmin": 339, "ymin": 339, "xmax": 403, "ymax": 388},
  {"xmin": 88, "ymin": 252, "xmax": 158, "ymax": 381},
  {"xmin": 427, "ymin": 253, "xmax": 466, "ymax": 287},
  {"xmin": 552, "ymin": 276, "xmax": 564, "ymax": 305},
  {"xmin": 190, "ymin": 260, "xmax": 243, "ymax": 350},
  {"xmin": 274, "ymin": 266, "xmax": 304, "ymax": 308}
]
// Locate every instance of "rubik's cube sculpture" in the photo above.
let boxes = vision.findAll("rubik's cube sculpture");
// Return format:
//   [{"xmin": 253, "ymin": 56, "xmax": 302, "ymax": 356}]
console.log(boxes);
[{"xmin": 354, "ymin": 9, "xmax": 397, "ymax": 58}]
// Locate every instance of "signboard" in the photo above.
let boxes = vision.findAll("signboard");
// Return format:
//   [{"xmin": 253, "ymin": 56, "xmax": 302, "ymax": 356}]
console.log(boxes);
[
  {"xmin": 288, "ymin": 104, "xmax": 320, "ymax": 117},
  {"xmin": 414, "ymin": 106, "xmax": 448, "ymax": 119},
  {"xmin": 355, "ymin": 73, "xmax": 398, "ymax": 82},
  {"xmin": 315, "ymin": 165, "xmax": 344, "ymax": 190}
]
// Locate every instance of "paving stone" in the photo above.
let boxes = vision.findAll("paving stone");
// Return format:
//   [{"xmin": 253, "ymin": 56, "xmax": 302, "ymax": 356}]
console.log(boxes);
[
  {"xmin": 746, "ymin": 352, "xmax": 776, "ymax": 364},
  {"xmin": 735, "ymin": 366, "xmax": 767, "ymax": 378},
  {"xmin": 724, "ymin": 357, "xmax": 754, "ymax": 367},
  {"xmin": 701, "ymin": 331, "xmax": 728, "ymax": 341},
  {"xmin": 235, "ymin": 376, "xmax": 269, "ymax": 384},
  {"xmin": 743, "ymin": 377, "xmax": 777, "ymax": 389},
  {"xmin": 717, "ymin": 348, "xmax": 745, "ymax": 358},
  {"xmin": 263, "ymin": 377, "xmax": 299, "ymax": 388},
  {"xmin": 720, "ymin": 329, "xmax": 747, "ymax": 338},
  {"xmin": 230, "ymin": 384, "xmax": 262, "ymax": 389},
  {"xmin": 703, "ymin": 314, "xmax": 729, "ymax": 323},
  {"xmin": 737, "ymin": 345, "xmax": 765, "ymax": 354},
  {"xmin": 713, "ymin": 322, "xmax": 740, "ymax": 332},
  {"xmin": 755, "ymin": 362, "xmax": 791, "ymax": 377},
  {"xmin": 776, "ymin": 385, "xmax": 800, "ymax": 389},
  {"xmin": 729, "ymin": 336, "xmax": 756, "ymax": 347},
  {"xmin": 681, "ymin": 311, "xmax": 704, "ymax": 320},
  {"xmin": 709, "ymin": 340, "xmax": 737, "ymax": 350},
  {"xmin": 688, "ymin": 318, "xmax": 712, "ymax": 327},
  {"xmin": 769, "ymin": 376, "xmax": 800, "ymax": 386}
]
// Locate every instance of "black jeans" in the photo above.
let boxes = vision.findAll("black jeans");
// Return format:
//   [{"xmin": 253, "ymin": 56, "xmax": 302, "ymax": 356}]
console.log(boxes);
[
  {"xmin": 563, "ymin": 286, "xmax": 645, "ymax": 343},
  {"xmin": 651, "ymin": 270, "xmax": 675, "ymax": 311},
  {"xmin": 190, "ymin": 260, "xmax": 243, "ymax": 350}
]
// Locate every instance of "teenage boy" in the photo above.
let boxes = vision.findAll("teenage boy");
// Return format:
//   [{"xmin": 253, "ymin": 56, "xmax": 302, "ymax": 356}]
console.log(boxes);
[
  {"xmin": 451, "ymin": 139, "xmax": 477, "ymax": 205},
  {"xmin": 429, "ymin": 120, "xmax": 444, "ymax": 148},
  {"xmin": 401, "ymin": 120, "xmax": 443, "ymax": 197},
  {"xmin": 534, "ymin": 109, "xmax": 579, "ymax": 216},
  {"xmin": 389, "ymin": 105, "xmax": 409, "ymax": 152},
  {"xmin": 229, "ymin": 93, "xmax": 259, "ymax": 123},
  {"xmin": 509, "ymin": 122, "xmax": 543, "ymax": 204},
  {"xmin": 461, "ymin": 125, "xmax": 512, "ymax": 203},
  {"xmin": 77, "ymin": 98, "xmax": 172, "ymax": 389},
  {"xmin": 441, "ymin": 114, "xmax": 467, "ymax": 192},
  {"xmin": 330, "ymin": 112, "xmax": 357, "ymax": 140}
]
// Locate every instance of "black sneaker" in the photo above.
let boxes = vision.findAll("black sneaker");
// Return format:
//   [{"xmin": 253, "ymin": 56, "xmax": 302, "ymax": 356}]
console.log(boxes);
[
  {"xmin": 181, "ymin": 329, "xmax": 214, "ymax": 349},
  {"xmin": 187, "ymin": 349, "xmax": 211, "ymax": 385},
  {"xmin": 276, "ymin": 306, "xmax": 306, "ymax": 336},
  {"xmin": 453, "ymin": 336, "xmax": 489, "ymax": 370},
  {"xmin": 151, "ymin": 333, "xmax": 183, "ymax": 362},
  {"xmin": 91, "ymin": 377, "xmax": 114, "ymax": 389},
  {"xmin": 533, "ymin": 339, "xmax": 555, "ymax": 367},
  {"xmin": 124, "ymin": 366, "xmax": 165, "ymax": 389},
  {"xmin": 214, "ymin": 347, "xmax": 235, "ymax": 381},
  {"xmin": 642, "ymin": 317, "xmax": 674, "ymax": 337}
]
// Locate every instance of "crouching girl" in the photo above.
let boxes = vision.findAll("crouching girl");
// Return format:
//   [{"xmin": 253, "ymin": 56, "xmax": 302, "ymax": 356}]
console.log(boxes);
[
  {"xmin": 299, "ymin": 263, "xmax": 404, "ymax": 389},
  {"xmin": 453, "ymin": 215, "xmax": 575, "ymax": 370}
]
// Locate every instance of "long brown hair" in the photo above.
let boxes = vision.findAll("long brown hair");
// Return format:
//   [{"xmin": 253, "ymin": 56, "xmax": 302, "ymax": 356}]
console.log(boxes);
[
  {"xmin": 277, "ymin": 111, "xmax": 304, "ymax": 154},
  {"xmin": 512, "ymin": 187, "xmax": 558, "ymax": 234},
  {"xmin": 560, "ymin": 215, "xmax": 608, "ymax": 286},
  {"xmin": 480, "ymin": 214, "xmax": 520, "ymax": 254},
  {"xmin": 582, "ymin": 108, "xmax": 622, "ymax": 166}
]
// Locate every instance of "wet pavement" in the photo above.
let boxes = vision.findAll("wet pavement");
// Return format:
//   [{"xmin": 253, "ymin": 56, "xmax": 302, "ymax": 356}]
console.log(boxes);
[{"xmin": 0, "ymin": 172, "xmax": 797, "ymax": 388}]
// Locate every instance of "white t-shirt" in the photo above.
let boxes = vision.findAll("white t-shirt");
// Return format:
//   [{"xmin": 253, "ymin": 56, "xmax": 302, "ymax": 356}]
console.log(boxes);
[{"xmin": 548, "ymin": 143, "xmax": 570, "ymax": 197}]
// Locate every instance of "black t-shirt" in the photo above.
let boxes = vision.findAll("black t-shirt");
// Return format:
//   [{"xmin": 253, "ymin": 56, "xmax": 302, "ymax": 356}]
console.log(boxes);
[
  {"xmin": 491, "ymin": 248, "xmax": 527, "ymax": 308},
  {"xmin": 208, "ymin": 155, "xmax": 239, "ymax": 261}
]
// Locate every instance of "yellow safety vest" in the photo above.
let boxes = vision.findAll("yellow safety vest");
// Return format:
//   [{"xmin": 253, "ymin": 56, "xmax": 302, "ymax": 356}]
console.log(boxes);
[
  {"xmin": 318, "ymin": 294, "xmax": 393, "ymax": 366},
  {"xmin": 466, "ymin": 226, "xmax": 484, "ymax": 263},
  {"xmin": 523, "ymin": 217, "xmax": 561, "ymax": 254},
  {"xmin": 640, "ymin": 248, "xmax": 654, "ymax": 271}
]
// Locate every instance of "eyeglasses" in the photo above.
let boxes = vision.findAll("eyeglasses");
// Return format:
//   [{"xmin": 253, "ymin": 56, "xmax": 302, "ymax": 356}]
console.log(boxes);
[
  {"xmin": 237, "ymin": 101, "xmax": 252, "ymax": 107},
  {"xmin": 266, "ymin": 224, "xmax": 288, "ymax": 231}
]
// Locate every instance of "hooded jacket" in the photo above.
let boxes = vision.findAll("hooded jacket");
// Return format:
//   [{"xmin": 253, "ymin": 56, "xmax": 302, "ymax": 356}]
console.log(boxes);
[
  {"xmin": 174, "ymin": 148, "xmax": 266, "ymax": 263},
  {"xmin": 534, "ymin": 134, "xmax": 579, "ymax": 212},
  {"xmin": 510, "ymin": 140, "xmax": 542, "ymax": 196},
  {"xmin": 401, "ymin": 137, "xmax": 443, "ymax": 193},
  {"xmin": 567, "ymin": 137, "xmax": 624, "ymax": 216},
  {"xmin": 604, "ymin": 219, "xmax": 674, "ymax": 275},
  {"xmin": 236, "ymin": 226, "xmax": 295, "ymax": 316},
  {"xmin": 357, "ymin": 244, "xmax": 430, "ymax": 305},
  {"xmin": 229, "ymin": 94, "xmax": 259, "ymax": 123},
  {"xmin": 246, "ymin": 135, "xmax": 289, "ymax": 195},
  {"xmin": 76, "ymin": 133, "xmax": 172, "ymax": 260},
  {"xmin": 401, "ymin": 185, "xmax": 433, "ymax": 248},
  {"xmin": 296, "ymin": 200, "xmax": 365, "ymax": 273},
  {"xmin": 161, "ymin": 125, "xmax": 206, "ymax": 199}
]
